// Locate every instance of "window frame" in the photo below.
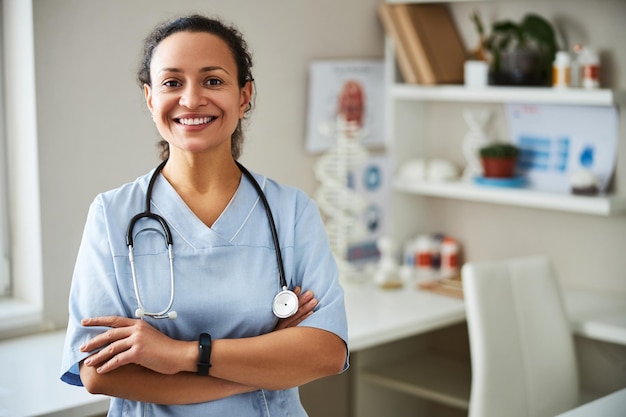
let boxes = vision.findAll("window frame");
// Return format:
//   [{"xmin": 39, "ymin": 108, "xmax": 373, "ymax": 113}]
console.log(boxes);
[
  {"xmin": 0, "ymin": 0, "xmax": 45, "ymax": 338},
  {"xmin": 0, "ymin": 3, "xmax": 11, "ymax": 298}
]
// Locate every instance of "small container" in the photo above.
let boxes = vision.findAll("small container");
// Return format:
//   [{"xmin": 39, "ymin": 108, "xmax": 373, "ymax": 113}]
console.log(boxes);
[
  {"xmin": 414, "ymin": 235, "xmax": 433, "ymax": 271},
  {"xmin": 440, "ymin": 237, "xmax": 459, "ymax": 276},
  {"xmin": 464, "ymin": 60, "xmax": 489, "ymax": 88},
  {"xmin": 552, "ymin": 51, "xmax": 571, "ymax": 88},
  {"xmin": 570, "ymin": 44, "xmax": 584, "ymax": 88},
  {"xmin": 580, "ymin": 47, "xmax": 600, "ymax": 89}
]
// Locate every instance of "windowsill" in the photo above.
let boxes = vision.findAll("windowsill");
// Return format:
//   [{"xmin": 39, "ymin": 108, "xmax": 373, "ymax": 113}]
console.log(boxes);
[
  {"xmin": 0, "ymin": 298, "xmax": 48, "ymax": 339},
  {"xmin": 0, "ymin": 329, "xmax": 110, "ymax": 417}
]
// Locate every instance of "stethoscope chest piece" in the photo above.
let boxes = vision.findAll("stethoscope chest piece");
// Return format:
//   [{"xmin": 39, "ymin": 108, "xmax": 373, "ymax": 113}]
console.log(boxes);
[{"xmin": 272, "ymin": 288, "xmax": 299, "ymax": 319}]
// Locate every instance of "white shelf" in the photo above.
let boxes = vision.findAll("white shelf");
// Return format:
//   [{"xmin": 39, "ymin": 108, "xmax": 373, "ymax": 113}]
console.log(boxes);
[
  {"xmin": 391, "ymin": 84, "xmax": 625, "ymax": 106},
  {"xmin": 393, "ymin": 179, "xmax": 626, "ymax": 216},
  {"xmin": 361, "ymin": 352, "xmax": 471, "ymax": 410}
]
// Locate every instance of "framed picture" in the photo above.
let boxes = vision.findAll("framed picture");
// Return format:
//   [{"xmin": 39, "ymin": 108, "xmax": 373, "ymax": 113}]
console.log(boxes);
[{"xmin": 305, "ymin": 59, "xmax": 386, "ymax": 154}]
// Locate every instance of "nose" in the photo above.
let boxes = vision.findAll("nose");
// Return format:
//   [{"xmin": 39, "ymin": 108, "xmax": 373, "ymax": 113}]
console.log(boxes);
[{"xmin": 179, "ymin": 84, "xmax": 207, "ymax": 109}]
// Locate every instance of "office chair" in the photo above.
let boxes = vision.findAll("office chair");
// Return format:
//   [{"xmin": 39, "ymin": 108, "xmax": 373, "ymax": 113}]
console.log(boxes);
[{"xmin": 461, "ymin": 256, "xmax": 579, "ymax": 417}]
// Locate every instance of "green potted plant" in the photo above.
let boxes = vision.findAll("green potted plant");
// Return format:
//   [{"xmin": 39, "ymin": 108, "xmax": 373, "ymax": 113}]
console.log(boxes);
[
  {"xmin": 472, "ymin": 11, "xmax": 558, "ymax": 87},
  {"xmin": 479, "ymin": 142, "xmax": 520, "ymax": 178}
]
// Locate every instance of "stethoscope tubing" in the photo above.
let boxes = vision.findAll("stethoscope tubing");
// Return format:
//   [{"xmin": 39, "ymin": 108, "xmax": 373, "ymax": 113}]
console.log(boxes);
[
  {"xmin": 235, "ymin": 161, "xmax": 288, "ymax": 290},
  {"xmin": 126, "ymin": 159, "xmax": 294, "ymax": 319}
]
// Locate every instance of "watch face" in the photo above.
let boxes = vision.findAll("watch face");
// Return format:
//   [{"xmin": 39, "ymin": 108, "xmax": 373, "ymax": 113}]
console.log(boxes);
[{"xmin": 273, "ymin": 290, "xmax": 298, "ymax": 318}]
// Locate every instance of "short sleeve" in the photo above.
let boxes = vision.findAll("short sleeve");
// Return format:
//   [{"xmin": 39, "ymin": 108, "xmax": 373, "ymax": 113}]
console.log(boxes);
[
  {"xmin": 60, "ymin": 196, "xmax": 130, "ymax": 386},
  {"xmin": 292, "ymin": 197, "xmax": 349, "ymax": 371}
]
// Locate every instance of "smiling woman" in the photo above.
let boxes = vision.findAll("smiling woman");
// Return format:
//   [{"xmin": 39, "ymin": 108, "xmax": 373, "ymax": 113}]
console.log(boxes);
[{"xmin": 60, "ymin": 14, "xmax": 349, "ymax": 417}]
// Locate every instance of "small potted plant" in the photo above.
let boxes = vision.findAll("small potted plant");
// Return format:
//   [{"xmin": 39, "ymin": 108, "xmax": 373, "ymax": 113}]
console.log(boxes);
[
  {"xmin": 479, "ymin": 142, "xmax": 520, "ymax": 178},
  {"xmin": 472, "ymin": 11, "xmax": 558, "ymax": 87}
]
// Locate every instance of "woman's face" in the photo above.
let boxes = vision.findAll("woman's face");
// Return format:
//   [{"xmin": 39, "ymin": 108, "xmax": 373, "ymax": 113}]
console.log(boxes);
[{"xmin": 144, "ymin": 31, "xmax": 251, "ymax": 158}]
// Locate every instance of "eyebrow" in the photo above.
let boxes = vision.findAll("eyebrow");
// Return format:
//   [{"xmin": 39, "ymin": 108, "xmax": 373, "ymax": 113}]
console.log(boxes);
[{"xmin": 158, "ymin": 66, "xmax": 230, "ymax": 75}]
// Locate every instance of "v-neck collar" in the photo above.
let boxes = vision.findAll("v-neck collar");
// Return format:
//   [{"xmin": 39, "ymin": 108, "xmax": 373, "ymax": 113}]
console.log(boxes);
[{"xmin": 146, "ymin": 168, "xmax": 265, "ymax": 249}]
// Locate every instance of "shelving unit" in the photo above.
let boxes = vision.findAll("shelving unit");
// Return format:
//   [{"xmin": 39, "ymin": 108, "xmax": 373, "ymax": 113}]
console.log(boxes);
[
  {"xmin": 355, "ymin": 2, "xmax": 626, "ymax": 415},
  {"xmin": 385, "ymin": 47, "xmax": 626, "ymax": 216}
]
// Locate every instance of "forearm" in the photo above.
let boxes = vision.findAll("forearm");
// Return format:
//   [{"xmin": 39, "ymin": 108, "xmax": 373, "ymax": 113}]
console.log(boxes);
[
  {"xmin": 208, "ymin": 327, "xmax": 347, "ymax": 390},
  {"xmin": 80, "ymin": 363, "xmax": 256, "ymax": 404}
]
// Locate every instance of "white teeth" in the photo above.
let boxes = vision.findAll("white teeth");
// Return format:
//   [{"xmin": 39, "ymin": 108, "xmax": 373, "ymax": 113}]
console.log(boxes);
[{"xmin": 178, "ymin": 117, "xmax": 212, "ymax": 125}]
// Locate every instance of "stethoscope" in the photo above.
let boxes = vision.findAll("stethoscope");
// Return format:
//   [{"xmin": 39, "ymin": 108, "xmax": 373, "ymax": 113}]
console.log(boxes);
[{"xmin": 126, "ymin": 159, "xmax": 299, "ymax": 320}]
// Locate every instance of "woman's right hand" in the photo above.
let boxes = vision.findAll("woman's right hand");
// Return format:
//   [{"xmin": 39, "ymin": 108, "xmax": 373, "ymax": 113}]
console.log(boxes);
[{"xmin": 274, "ymin": 286, "xmax": 317, "ymax": 331}]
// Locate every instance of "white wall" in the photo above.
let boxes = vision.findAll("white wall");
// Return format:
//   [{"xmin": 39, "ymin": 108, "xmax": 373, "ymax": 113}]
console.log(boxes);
[{"xmin": 32, "ymin": 0, "xmax": 626, "ymax": 332}]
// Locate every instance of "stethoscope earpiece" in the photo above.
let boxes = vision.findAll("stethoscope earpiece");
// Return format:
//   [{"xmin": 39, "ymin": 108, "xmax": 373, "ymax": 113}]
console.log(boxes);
[{"xmin": 128, "ymin": 161, "xmax": 298, "ymax": 320}]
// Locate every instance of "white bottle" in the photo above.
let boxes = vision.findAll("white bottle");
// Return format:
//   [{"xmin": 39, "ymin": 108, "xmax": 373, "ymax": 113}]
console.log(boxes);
[
  {"xmin": 440, "ymin": 237, "xmax": 460, "ymax": 276},
  {"xmin": 570, "ymin": 44, "xmax": 583, "ymax": 88},
  {"xmin": 552, "ymin": 51, "xmax": 571, "ymax": 88},
  {"xmin": 580, "ymin": 47, "xmax": 600, "ymax": 89}
]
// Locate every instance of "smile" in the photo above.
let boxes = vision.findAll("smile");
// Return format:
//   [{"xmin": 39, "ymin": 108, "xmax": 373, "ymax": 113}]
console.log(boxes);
[{"xmin": 177, "ymin": 116, "xmax": 215, "ymax": 126}]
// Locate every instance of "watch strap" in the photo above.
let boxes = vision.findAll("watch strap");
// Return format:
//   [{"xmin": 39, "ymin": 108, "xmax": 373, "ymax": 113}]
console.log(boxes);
[{"xmin": 197, "ymin": 333, "xmax": 212, "ymax": 376}]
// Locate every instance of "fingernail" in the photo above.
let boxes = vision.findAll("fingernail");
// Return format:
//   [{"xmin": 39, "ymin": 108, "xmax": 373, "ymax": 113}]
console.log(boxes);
[{"xmin": 84, "ymin": 358, "xmax": 92, "ymax": 366}]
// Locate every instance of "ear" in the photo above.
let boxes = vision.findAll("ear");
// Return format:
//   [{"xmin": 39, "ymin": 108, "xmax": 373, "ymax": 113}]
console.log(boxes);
[
  {"xmin": 239, "ymin": 81, "xmax": 253, "ymax": 118},
  {"xmin": 144, "ymin": 84, "xmax": 154, "ymax": 114}
]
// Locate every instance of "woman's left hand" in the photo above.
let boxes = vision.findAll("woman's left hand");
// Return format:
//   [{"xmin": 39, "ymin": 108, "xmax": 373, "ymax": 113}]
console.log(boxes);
[
  {"xmin": 80, "ymin": 316, "xmax": 195, "ymax": 375},
  {"xmin": 274, "ymin": 286, "xmax": 317, "ymax": 331}
]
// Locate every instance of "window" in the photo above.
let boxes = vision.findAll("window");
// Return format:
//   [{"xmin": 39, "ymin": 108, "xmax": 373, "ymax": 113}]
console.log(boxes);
[
  {"xmin": 0, "ymin": 6, "xmax": 9, "ymax": 298},
  {"xmin": 0, "ymin": 0, "xmax": 44, "ymax": 337}
]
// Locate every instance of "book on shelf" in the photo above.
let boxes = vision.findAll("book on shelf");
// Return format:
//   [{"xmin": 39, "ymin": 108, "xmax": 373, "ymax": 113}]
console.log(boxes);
[
  {"xmin": 377, "ymin": 3, "xmax": 420, "ymax": 84},
  {"xmin": 378, "ymin": 2, "xmax": 467, "ymax": 85}
]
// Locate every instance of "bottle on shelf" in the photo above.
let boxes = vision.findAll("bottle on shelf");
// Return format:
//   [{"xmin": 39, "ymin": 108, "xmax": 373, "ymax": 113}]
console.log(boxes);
[
  {"xmin": 552, "ymin": 51, "xmax": 571, "ymax": 88},
  {"xmin": 579, "ymin": 46, "xmax": 600, "ymax": 89},
  {"xmin": 570, "ymin": 43, "xmax": 584, "ymax": 88}
]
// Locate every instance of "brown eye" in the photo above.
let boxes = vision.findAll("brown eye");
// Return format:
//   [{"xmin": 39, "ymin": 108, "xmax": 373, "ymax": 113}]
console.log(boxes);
[
  {"xmin": 163, "ymin": 80, "xmax": 182, "ymax": 87},
  {"xmin": 205, "ymin": 78, "xmax": 222, "ymax": 86}
]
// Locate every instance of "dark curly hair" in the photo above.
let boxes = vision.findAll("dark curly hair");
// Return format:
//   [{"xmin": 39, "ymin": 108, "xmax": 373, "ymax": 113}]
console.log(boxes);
[{"xmin": 137, "ymin": 14, "xmax": 254, "ymax": 160}]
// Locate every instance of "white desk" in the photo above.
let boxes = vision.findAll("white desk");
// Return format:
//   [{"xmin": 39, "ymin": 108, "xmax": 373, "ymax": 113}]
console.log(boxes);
[
  {"xmin": 344, "ymin": 283, "xmax": 466, "ymax": 351},
  {"xmin": 344, "ymin": 283, "xmax": 626, "ymax": 350},
  {"xmin": 555, "ymin": 387, "xmax": 626, "ymax": 416},
  {"xmin": 562, "ymin": 288, "xmax": 626, "ymax": 345}
]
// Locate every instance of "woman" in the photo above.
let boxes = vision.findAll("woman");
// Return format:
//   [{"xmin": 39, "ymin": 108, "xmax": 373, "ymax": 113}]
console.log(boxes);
[{"xmin": 61, "ymin": 14, "xmax": 349, "ymax": 416}]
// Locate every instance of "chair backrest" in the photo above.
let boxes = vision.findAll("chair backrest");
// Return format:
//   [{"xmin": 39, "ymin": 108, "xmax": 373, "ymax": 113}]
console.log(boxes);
[{"xmin": 462, "ymin": 256, "xmax": 579, "ymax": 417}]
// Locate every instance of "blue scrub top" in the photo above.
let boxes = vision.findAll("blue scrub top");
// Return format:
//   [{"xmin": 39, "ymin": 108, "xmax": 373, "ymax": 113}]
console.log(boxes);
[{"xmin": 60, "ymin": 166, "xmax": 349, "ymax": 416}]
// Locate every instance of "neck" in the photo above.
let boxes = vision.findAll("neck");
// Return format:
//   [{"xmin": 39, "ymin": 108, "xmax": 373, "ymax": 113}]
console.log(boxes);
[
  {"xmin": 161, "ymin": 151, "xmax": 242, "ymax": 195},
  {"xmin": 158, "ymin": 151, "xmax": 244, "ymax": 228}
]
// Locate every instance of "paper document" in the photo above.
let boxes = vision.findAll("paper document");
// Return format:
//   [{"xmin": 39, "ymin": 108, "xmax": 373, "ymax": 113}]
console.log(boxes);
[{"xmin": 507, "ymin": 103, "xmax": 618, "ymax": 193}]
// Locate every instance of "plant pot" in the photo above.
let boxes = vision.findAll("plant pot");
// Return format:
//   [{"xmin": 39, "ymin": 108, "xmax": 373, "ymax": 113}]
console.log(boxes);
[
  {"xmin": 481, "ymin": 157, "xmax": 517, "ymax": 178},
  {"xmin": 489, "ymin": 49, "xmax": 549, "ymax": 87}
]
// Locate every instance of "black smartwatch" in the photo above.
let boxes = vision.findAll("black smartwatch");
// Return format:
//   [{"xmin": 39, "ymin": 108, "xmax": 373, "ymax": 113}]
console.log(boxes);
[{"xmin": 197, "ymin": 333, "xmax": 212, "ymax": 376}]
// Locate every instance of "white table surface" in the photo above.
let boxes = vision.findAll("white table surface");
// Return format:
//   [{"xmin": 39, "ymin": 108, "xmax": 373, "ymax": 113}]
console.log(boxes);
[
  {"xmin": 562, "ymin": 287, "xmax": 626, "ymax": 345},
  {"xmin": 343, "ymin": 282, "xmax": 466, "ymax": 351},
  {"xmin": 555, "ymin": 387, "xmax": 626, "ymax": 417}
]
